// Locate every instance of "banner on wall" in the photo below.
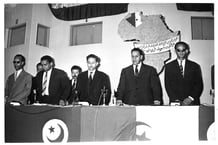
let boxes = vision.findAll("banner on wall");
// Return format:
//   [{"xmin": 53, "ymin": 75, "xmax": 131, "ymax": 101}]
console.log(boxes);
[{"xmin": 134, "ymin": 35, "xmax": 180, "ymax": 54}]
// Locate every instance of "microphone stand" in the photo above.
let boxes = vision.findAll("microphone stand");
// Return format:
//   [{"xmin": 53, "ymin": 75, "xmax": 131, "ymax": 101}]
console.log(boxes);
[
  {"xmin": 73, "ymin": 90, "xmax": 79, "ymax": 106},
  {"xmin": 100, "ymin": 86, "xmax": 107, "ymax": 106}
]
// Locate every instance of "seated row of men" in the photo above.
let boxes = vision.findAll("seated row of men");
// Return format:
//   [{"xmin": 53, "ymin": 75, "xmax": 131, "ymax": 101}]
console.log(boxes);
[{"xmin": 5, "ymin": 41, "xmax": 203, "ymax": 106}]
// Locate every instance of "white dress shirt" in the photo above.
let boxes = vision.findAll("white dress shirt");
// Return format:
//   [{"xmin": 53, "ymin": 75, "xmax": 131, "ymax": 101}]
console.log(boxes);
[
  {"xmin": 133, "ymin": 62, "xmax": 142, "ymax": 74},
  {"xmin": 15, "ymin": 69, "xmax": 22, "ymax": 80},
  {"xmin": 177, "ymin": 59, "xmax": 186, "ymax": 76},
  {"xmin": 88, "ymin": 70, "xmax": 96, "ymax": 79}
]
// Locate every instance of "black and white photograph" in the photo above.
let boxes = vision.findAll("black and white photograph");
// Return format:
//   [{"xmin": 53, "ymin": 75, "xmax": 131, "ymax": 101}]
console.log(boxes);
[{"xmin": 3, "ymin": 1, "xmax": 216, "ymax": 144}]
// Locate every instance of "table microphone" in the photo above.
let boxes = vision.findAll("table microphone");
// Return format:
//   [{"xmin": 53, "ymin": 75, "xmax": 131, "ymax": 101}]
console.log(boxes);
[{"xmin": 98, "ymin": 86, "xmax": 108, "ymax": 106}]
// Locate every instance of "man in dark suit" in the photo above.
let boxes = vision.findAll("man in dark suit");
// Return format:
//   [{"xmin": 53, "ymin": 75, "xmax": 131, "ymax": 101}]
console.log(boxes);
[
  {"xmin": 27, "ymin": 62, "xmax": 43, "ymax": 104},
  {"xmin": 76, "ymin": 54, "xmax": 111, "ymax": 105},
  {"xmin": 165, "ymin": 41, "xmax": 203, "ymax": 105},
  {"xmin": 117, "ymin": 48, "xmax": 162, "ymax": 105},
  {"xmin": 35, "ymin": 55, "xmax": 71, "ymax": 105},
  {"xmin": 67, "ymin": 65, "xmax": 82, "ymax": 104},
  {"xmin": 5, "ymin": 54, "xmax": 32, "ymax": 105}
]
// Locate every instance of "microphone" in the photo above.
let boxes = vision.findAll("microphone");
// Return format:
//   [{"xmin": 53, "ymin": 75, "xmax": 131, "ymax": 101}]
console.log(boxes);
[{"xmin": 98, "ymin": 86, "xmax": 108, "ymax": 106}]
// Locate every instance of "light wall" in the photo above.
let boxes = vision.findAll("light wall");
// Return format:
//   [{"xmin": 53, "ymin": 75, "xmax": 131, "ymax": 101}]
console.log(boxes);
[{"xmin": 5, "ymin": 4, "xmax": 214, "ymax": 105}]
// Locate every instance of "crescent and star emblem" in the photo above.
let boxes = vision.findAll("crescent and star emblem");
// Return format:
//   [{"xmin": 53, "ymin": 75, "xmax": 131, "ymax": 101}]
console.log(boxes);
[{"xmin": 42, "ymin": 119, "xmax": 69, "ymax": 143}]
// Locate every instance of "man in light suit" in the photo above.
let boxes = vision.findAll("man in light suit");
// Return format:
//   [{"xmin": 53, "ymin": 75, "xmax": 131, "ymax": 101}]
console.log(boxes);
[
  {"xmin": 5, "ymin": 54, "xmax": 32, "ymax": 105},
  {"xmin": 35, "ymin": 55, "xmax": 71, "ymax": 105},
  {"xmin": 76, "ymin": 54, "xmax": 111, "ymax": 105},
  {"xmin": 165, "ymin": 41, "xmax": 203, "ymax": 105},
  {"xmin": 117, "ymin": 48, "xmax": 162, "ymax": 105}
]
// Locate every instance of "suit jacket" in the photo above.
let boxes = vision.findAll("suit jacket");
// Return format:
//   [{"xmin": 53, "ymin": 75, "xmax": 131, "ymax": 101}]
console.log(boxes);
[
  {"xmin": 164, "ymin": 59, "xmax": 203, "ymax": 105},
  {"xmin": 27, "ymin": 76, "xmax": 37, "ymax": 104},
  {"xmin": 67, "ymin": 79, "xmax": 79, "ymax": 104},
  {"xmin": 76, "ymin": 70, "xmax": 111, "ymax": 105},
  {"xmin": 35, "ymin": 68, "xmax": 71, "ymax": 105},
  {"xmin": 5, "ymin": 70, "xmax": 32, "ymax": 105},
  {"xmin": 117, "ymin": 63, "xmax": 162, "ymax": 105}
]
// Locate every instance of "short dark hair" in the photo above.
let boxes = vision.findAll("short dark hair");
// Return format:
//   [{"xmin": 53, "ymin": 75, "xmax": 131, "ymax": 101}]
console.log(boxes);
[
  {"xmin": 71, "ymin": 65, "xmax": 82, "ymax": 73},
  {"xmin": 131, "ymin": 48, "xmax": 145, "ymax": 61},
  {"xmin": 14, "ymin": 54, "xmax": 26, "ymax": 65},
  {"xmin": 86, "ymin": 54, "xmax": 101, "ymax": 63},
  {"xmin": 36, "ymin": 62, "xmax": 42, "ymax": 68},
  {"xmin": 40, "ymin": 55, "xmax": 54, "ymax": 63},
  {"xmin": 175, "ymin": 41, "xmax": 190, "ymax": 51}
]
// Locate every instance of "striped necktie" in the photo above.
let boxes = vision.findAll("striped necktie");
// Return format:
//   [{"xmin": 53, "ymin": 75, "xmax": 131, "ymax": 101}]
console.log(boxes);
[
  {"xmin": 42, "ymin": 72, "xmax": 47, "ymax": 95},
  {"xmin": 179, "ymin": 60, "xmax": 183, "ymax": 77},
  {"xmin": 72, "ymin": 80, "xmax": 76, "ymax": 89}
]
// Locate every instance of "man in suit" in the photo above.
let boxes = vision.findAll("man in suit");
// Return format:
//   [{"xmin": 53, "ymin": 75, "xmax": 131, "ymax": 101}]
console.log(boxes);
[
  {"xmin": 35, "ymin": 55, "xmax": 71, "ymax": 105},
  {"xmin": 5, "ymin": 54, "xmax": 32, "ymax": 105},
  {"xmin": 117, "ymin": 48, "xmax": 162, "ymax": 106},
  {"xmin": 165, "ymin": 41, "xmax": 203, "ymax": 105},
  {"xmin": 77, "ymin": 54, "xmax": 111, "ymax": 105},
  {"xmin": 67, "ymin": 65, "xmax": 82, "ymax": 104},
  {"xmin": 27, "ymin": 62, "xmax": 43, "ymax": 104}
]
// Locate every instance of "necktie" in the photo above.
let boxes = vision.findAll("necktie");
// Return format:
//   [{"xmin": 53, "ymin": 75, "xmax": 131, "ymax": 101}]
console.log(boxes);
[
  {"xmin": 72, "ymin": 80, "xmax": 76, "ymax": 89},
  {"xmin": 88, "ymin": 72, "xmax": 93, "ymax": 96},
  {"xmin": 179, "ymin": 60, "xmax": 183, "ymax": 77},
  {"xmin": 89, "ymin": 72, "xmax": 93, "ymax": 83},
  {"xmin": 42, "ymin": 72, "xmax": 47, "ymax": 95},
  {"xmin": 135, "ymin": 65, "xmax": 139, "ymax": 76},
  {"xmin": 14, "ymin": 71, "xmax": 17, "ymax": 81}
]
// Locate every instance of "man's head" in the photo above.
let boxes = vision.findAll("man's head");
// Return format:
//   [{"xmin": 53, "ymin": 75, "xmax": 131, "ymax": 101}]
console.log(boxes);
[
  {"xmin": 13, "ymin": 54, "xmax": 25, "ymax": 71},
  {"xmin": 36, "ymin": 62, "xmax": 43, "ymax": 73},
  {"xmin": 175, "ymin": 41, "xmax": 190, "ymax": 60},
  {"xmin": 86, "ymin": 54, "xmax": 100, "ymax": 71},
  {"xmin": 71, "ymin": 65, "xmax": 82, "ymax": 80},
  {"xmin": 131, "ymin": 48, "xmax": 144, "ymax": 65},
  {"xmin": 40, "ymin": 55, "xmax": 54, "ymax": 72}
]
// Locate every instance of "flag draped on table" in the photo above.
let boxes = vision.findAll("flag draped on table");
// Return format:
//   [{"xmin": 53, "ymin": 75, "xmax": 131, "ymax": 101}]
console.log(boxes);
[{"xmin": 5, "ymin": 105, "xmax": 214, "ymax": 142}]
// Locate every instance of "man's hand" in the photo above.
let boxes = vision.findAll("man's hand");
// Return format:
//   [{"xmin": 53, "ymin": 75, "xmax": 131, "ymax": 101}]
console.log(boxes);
[
  {"xmin": 182, "ymin": 97, "xmax": 193, "ymax": 105},
  {"xmin": 5, "ymin": 96, "xmax": 8, "ymax": 104},
  {"xmin": 116, "ymin": 100, "xmax": 123, "ymax": 106},
  {"xmin": 59, "ymin": 99, "xmax": 65, "ymax": 106},
  {"xmin": 153, "ymin": 100, "xmax": 161, "ymax": 105}
]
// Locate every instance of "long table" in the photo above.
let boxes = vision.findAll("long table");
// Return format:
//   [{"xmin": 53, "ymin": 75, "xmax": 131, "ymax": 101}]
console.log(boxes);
[{"xmin": 5, "ymin": 105, "xmax": 214, "ymax": 142}]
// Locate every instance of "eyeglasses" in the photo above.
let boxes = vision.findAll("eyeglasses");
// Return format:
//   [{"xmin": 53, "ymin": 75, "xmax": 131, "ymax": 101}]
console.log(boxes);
[
  {"xmin": 13, "ymin": 61, "xmax": 21, "ymax": 64},
  {"xmin": 176, "ymin": 49, "xmax": 186, "ymax": 52}
]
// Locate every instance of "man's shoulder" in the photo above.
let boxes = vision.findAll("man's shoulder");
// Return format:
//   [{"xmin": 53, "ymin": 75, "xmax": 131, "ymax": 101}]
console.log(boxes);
[
  {"xmin": 122, "ymin": 65, "xmax": 133, "ymax": 71},
  {"xmin": 22, "ymin": 70, "xmax": 32, "ymax": 77},
  {"xmin": 79, "ymin": 71, "xmax": 88, "ymax": 76},
  {"xmin": 187, "ymin": 59, "xmax": 200, "ymax": 66},
  {"xmin": 165, "ymin": 59, "xmax": 177, "ymax": 65},
  {"xmin": 53, "ymin": 68, "xmax": 67, "ymax": 75},
  {"xmin": 96, "ymin": 70, "xmax": 109, "ymax": 78},
  {"xmin": 7, "ymin": 73, "xmax": 14, "ymax": 80},
  {"xmin": 142, "ymin": 63, "xmax": 156, "ymax": 70},
  {"xmin": 165, "ymin": 60, "xmax": 177, "ymax": 69}
]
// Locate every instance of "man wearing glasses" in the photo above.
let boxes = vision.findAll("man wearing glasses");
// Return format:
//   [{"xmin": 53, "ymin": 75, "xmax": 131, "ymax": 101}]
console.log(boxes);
[
  {"xmin": 165, "ymin": 41, "xmax": 203, "ymax": 105},
  {"xmin": 5, "ymin": 54, "xmax": 32, "ymax": 105}
]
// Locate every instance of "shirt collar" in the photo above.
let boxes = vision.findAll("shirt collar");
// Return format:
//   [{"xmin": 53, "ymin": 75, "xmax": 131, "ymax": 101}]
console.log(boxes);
[
  {"xmin": 15, "ymin": 69, "xmax": 23, "ymax": 77},
  {"xmin": 44, "ymin": 68, "xmax": 52, "ymax": 75},
  {"xmin": 88, "ymin": 69, "xmax": 96, "ymax": 75},
  {"xmin": 177, "ymin": 59, "xmax": 186, "ymax": 65},
  {"xmin": 133, "ymin": 62, "xmax": 142, "ymax": 69}
]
